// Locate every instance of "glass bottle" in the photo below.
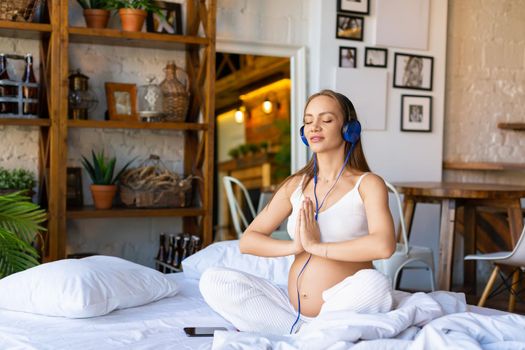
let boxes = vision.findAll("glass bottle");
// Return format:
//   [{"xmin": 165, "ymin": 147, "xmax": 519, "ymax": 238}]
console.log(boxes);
[
  {"xmin": 0, "ymin": 53, "xmax": 13, "ymax": 114},
  {"xmin": 156, "ymin": 233, "xmax": 166, "ymax": 266},
  {"xmin": 22, "ymin": 54, "xmax": 38, "ymax": 116},
  {"xmin": 159, "ymin": 61, "xmax": 189, "ymax": 122},
  {"xmin": 166, "ymin": 234, "xmax": 175, "ymax": 265}
]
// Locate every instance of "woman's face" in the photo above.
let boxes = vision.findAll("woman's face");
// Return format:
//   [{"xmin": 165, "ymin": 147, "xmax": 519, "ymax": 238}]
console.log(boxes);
[{"xmin": 303, "ymin": 95, "xmax": 346, "ymax": 153}]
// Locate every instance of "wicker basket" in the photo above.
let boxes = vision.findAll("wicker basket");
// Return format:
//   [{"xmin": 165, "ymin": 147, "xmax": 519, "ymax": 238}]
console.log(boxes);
[
  {"xmin": 0, "ymin": 0, "xmax": 40, "ymax": 22},
  {"xmin": 119, "ymin": 155, "xmax": 197, "ymax": 208},
  {"xmin": 120, "ymin": 185, "xmax": 190, "ymax": 208}
]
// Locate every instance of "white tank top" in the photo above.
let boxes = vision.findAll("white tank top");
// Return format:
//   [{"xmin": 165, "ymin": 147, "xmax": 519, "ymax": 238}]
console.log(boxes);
[{"xmin": 286, "ymin": 173, "xmax": 370, "ymax": 243}]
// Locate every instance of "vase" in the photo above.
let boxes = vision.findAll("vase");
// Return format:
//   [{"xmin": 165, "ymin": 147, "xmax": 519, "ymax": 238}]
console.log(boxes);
[
  {"xmin": 119, "ymin": 8, "xmax": 147, "ymax": 32},
  {"xmin": 159, "ymin": 61, "xmax": 190, "ymax": 122},
  {"xmin": 83, "ymin": 9, "xmax": 110, "ymax": 29},
  {"xmin": 90, "ymin": 184, "xmax": 117, "ymax": 209}
]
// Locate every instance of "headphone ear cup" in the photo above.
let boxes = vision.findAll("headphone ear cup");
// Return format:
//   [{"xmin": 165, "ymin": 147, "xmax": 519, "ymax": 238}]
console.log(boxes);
[
  {"xmin": 300, "ymin": 126, "xmax": 309, "ymax": 146},
  {"xmin": 342, "ymin": 120, "xmax": 361, "ymax": 144}
]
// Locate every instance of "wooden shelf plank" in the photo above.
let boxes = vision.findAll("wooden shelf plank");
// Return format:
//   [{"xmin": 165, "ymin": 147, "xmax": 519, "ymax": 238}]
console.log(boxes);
[
  {"xmin": 67, "ymin": 119, "xmax": 208, "ymax": 130},
  {"xmin": 67, "ymin": 206, "xmax": 206, "ymax": 219},
  {"xmin": 443, "ymin": 161, "xmax": 525, "ymax": 171},
  {"xmin": 498, "ymin": 122, "xmax": 525, "ymax": 131},
  {"xmin": 68, "ymin": 27, "xmax": 210, "ymax": 50},
  {"xmin": 0, "ymin": 21, "xmax": 51, "ymax": 39},
  {"xmin": 0, "ymin": 118, "xmax": 51, "ymax": 126}
]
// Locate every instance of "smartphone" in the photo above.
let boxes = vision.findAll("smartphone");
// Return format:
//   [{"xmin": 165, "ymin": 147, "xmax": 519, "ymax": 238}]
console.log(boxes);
[{"xmin": 183, "ymin": 327, "xmax": 228, "ymax": 337}]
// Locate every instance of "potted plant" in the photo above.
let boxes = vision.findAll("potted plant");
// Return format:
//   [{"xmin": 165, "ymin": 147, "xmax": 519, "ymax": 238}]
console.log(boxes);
[
  {"xmin": 228, "ymin": 148, "xmax": 240, "ymax": 159},
  {"xmin": 0, "ymin": 167, "xmax": 35, "ymax": 196},
  {"xmin": 81, "ymin": 150, "xmax": 134, "ymax": 209},
  {"xmin": 107, "ymin": 0, "xmax": 161, "ymax": 32},
  {"xmin": 76, "ymin": 0, "xmax": 112, "ymax": 29},
  {"xmin": 0, "ymin": 192, "xmax": 46, "ymax": 278}
]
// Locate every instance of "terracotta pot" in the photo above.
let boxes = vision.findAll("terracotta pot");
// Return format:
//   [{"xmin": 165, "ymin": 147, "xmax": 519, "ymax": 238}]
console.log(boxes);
[
  {"xmin": 90, "ymin": 184, "xmax": 117, "ymax": 209},
  {"xmin": 119, "ymin": 8, "xmax": 147, "ymax": 32},
  {"xmin": 83, "ymin": 9, "xmax": 110, "ymax": 29}
]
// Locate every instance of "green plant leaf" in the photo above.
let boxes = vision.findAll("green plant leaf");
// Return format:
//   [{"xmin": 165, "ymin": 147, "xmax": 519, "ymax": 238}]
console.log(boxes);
[
  {"xmin": 103, "ymin": 157, "xmax": 116, "ymax": 184},
  {"xmin": 81, "ymin": 155, "xmax": 97, "ymax": 183},
  {"xmin": 0, "ymin": 192, "xmax": 45, "ymax": 278}
]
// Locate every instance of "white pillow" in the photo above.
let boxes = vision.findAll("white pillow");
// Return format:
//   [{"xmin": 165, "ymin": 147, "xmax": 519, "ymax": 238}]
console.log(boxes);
[
  {"xmin": 182, "ymin": 240, "xmax": 293, "ymax": 286},
  {"xmin": 0, "ymin": 255, "xmax": 179, "ymax": 318}
]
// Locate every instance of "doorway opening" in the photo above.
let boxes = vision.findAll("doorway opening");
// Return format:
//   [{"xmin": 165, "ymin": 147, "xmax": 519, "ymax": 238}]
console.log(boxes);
[{"xmin": 214, "ymin": 53, "xmax": 291, "ymax": 241}]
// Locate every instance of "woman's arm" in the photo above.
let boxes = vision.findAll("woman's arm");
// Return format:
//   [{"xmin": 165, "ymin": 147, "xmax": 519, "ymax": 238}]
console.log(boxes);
[
  {"xmin": 300, "ymin": 174, "xmax": 396, "ymax": 262},
  {"xmin": 239, "ymin": 177, "xmax": 303, "ymax": 257}
]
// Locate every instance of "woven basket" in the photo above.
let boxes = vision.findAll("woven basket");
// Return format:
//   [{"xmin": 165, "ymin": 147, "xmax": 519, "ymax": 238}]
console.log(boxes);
[
  {"xmin": 0, "ymin": 0, "xmax": 40, "ymax": 22},
  {"xmin": 120, "ymin": 185, "xmax": 190, "ymax": 208}
]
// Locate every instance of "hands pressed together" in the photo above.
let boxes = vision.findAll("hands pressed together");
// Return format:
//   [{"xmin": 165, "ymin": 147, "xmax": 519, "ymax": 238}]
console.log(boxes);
[{"xmin": 292, "ymin": 197, "xmax": 323, "ymax": 256}]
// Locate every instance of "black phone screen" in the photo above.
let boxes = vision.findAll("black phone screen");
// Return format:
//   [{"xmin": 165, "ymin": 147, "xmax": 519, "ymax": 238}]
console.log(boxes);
[{"xmin": 183, "ymin": 327, "xmax": 228, "ymax": 337}]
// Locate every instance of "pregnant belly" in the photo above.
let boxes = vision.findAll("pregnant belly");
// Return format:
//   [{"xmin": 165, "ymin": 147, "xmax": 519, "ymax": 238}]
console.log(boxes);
[{"xmin": 287, "ymin": 252, "xmax": 373, "ymax": 317}]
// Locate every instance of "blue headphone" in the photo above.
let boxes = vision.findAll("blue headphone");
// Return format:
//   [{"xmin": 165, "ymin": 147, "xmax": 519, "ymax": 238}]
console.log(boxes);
[
  {"xmin": 299, "ymin": 92, "xmax": 361, "ymax": 146},
  {"xmin": 299, "ymin": 119, "xmax": 361, "ymax": 146}
]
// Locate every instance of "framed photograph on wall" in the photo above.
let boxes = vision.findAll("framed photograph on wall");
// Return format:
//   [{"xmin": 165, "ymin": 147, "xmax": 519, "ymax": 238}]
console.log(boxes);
[
  {"xmin": 105, "ymin": 83, "xmax": 138, "ymax": 121},
  {"xmin": 339, "ymin": 46, "xmax": 357, "ymax": 68},
  {"xmin": 146, "ymin": 1, "xmax": 183, "ymax": 35},
  {"xmin": 336, "ymin": 14, "xmax": 364, "ymax": 41},
  {"xmin": 401, "ymin": 95, "xmax": 432, "ymax": 132},
  {"xmin": 393, "ymin": 53, "xmax": 434, "ymax": 91},
  {"xmin": 337, "ymin": 0, "xmax": 370, "ymax": 15},
  {"xmin": 364, "ymin": 47, "xmax": 388, "ymax": 68}
]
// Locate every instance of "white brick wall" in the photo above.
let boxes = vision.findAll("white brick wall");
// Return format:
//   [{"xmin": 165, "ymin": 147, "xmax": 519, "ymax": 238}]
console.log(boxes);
[{"xmin": 444, "ymin": 0, "xmax": 525, "ymax": 185}]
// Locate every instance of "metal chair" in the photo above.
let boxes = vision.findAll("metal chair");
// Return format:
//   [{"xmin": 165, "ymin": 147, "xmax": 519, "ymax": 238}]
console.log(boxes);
[
  {"xmin": 465, "ymin": 224, "xmax": 525, "ymax": 312},
  {"xmin": 222, "ymin": 175, "xmax": 289, "ymax": 240},
  {"xmin": 373, "ymin": 181, "xmax": 436, "ymax": 291}
]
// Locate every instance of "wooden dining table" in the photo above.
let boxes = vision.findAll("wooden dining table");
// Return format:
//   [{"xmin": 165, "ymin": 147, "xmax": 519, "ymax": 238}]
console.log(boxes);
[{"xmin": 393, "ymin": 182, "xmax": 525, "ymax": 291}]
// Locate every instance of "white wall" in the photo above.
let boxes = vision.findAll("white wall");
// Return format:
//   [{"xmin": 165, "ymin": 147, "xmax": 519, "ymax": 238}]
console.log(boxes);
[{"xmin": 307, "ymin": 0, "xmax": 449, "ymax": 289}]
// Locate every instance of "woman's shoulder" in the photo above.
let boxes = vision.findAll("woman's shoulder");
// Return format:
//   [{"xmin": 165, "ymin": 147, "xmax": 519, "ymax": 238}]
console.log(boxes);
[
  {"xmin": 279, "ymin": 174, "xmax": 305, "ymax": 198},
  {"xmin": 357, "ymin": 172, "xmax": 388, "ymax": 198}
]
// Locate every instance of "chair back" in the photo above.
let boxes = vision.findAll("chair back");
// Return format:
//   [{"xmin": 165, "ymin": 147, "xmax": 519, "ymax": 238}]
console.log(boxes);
[
  {"xmin": 384, "ymin": 180, "xmax": 409, "ymax": 255},
  {"xmin": 223, "ymin": 176, "xmax": 257, "ymax": 238},
  {"xmin": 503, "ymin": 224, "xmax": 525, "ymax": 267}
]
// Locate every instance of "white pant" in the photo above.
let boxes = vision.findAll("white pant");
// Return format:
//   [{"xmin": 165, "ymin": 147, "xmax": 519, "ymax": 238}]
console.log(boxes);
[{"xmin": 199, "ymin": 267, "xmax": 393, "ymax": 335}]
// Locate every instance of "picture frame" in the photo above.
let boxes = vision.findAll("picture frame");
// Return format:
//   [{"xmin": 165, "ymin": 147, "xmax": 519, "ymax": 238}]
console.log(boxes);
[
  {"xmin": 66, "ymin": 167, "xmax": 83, "ymax": 208},
  {"xmin": 339, "ymin": 46, "xmax": 357, "ymax": 68},
  {"xmin": 336, "ymin": 14, "xmax": 364, "ymax": 41},
  {"xmin": 393, "ymin": 53, "xmax": 434, "ymax": 91},
  {"xmin": 105, "ymin": 82, "xmax": 138, "ymax": 121},
  {"xmin": 146, "ymin": 1, "xmax": 183, "ymax": 35},
  {"xmin": 364, "ymin": 47, "xmax": 388, "ymax": 68},
  {"xmin": 400, "ymin": 95, "xmax": 432, "ymax": 132},
  {"xmin": 337, "ymin": 0, "xmax": 370, "ymax": 15}
]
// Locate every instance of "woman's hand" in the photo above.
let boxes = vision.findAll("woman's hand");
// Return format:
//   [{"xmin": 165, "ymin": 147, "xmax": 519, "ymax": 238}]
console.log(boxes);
[
  {"xmin": 291, "ymin": 206, "xmax": 305, "ymax": 255},
  {"xmin": 300, "ymin": 197, "xmax": 321, "ymax": 254}
]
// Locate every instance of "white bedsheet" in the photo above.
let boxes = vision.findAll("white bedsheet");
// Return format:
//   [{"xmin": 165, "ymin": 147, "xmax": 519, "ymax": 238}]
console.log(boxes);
[
  {"xmin": 1, "ymin": 273, "xmax": 523, "ymax": 350},
  {"xmin": 0, "ymin": 274, "xmax": 234, "ymax": 350}
]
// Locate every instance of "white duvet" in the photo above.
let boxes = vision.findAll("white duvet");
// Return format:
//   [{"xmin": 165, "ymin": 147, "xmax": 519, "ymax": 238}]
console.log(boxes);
[
  {"xmin": 212, "ymin": 291, "xmax": 525, "ymax": 350},
  {"xmin": 1, "ymin": 272, "xmax": 524, "ymax": 350}
]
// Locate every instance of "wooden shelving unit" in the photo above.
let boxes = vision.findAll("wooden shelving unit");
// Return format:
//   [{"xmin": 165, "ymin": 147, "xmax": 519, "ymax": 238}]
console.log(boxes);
[
  {"xmin": 0, "ymin": 20, "xmax": 52, "ymax": 39},
  {"xmin": 2, "ymin": 0, "xmax": 217, "ymax": 261},
  {"xmin": 68, "ymin": 26, "xmax": 210, "ymax": 49},
  {"xmin": 67, "ymin": 206, "xmax": 206, "ymax": 219},
  {"xmin": 0, "ymin": 118, "xmax": 51, "ymax": 126},
  {"xmin": 68, "ymin": 119, "xmax": 208, "ymax": 131}
]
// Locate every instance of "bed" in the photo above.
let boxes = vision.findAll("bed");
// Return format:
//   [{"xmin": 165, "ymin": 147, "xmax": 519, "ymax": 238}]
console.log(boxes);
[{"xmin": 1, "ymin": 241, "xmax": 524, "ymax": 350}]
